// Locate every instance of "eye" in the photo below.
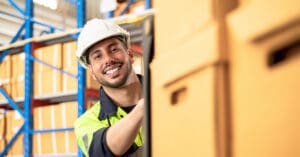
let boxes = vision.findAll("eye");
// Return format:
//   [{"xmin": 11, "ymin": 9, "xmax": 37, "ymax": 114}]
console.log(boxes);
[
  {"xmin": 91, "ymin": 52, "xmax": 102, "ymax": 60},
  {"xmin": 110, "ymin": 46, "xmax": 120, "ymax": 53}
]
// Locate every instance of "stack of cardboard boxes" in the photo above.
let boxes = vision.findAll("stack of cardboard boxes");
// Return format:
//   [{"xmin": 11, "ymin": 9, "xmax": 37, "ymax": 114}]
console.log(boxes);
[
  {"xmin": 151, "ymin": 0, "xmax": 300, "ymax": 156},
  {"xmin": 0, "ymin": 39, "xmax": 109, "ymax": 155},
  {"xmin": 32, "ymin": 101, "xmax": 77, "ymax": 155},
  {"xmin": 2, "ymin": 101, "xmax": 78, "ymax": 156}
]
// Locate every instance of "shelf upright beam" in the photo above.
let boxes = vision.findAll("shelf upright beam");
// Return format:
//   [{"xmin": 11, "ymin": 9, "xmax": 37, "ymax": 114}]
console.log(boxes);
[
  {"xmin": 77, "ymin": 0, "xmax": 86, "ymax": 157},
  {"xmin": 24, "ymin": 0, "xmax": 34, "ymax": 157}
]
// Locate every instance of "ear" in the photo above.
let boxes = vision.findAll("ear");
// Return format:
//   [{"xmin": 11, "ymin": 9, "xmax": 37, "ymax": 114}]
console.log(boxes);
[
  {"xmin": 128, "ymin": 49, "xmax": 134, "ymax": 64},
  {"xmin": 88, "ymin": 65, "xmax": 97, "ymax": 80}
]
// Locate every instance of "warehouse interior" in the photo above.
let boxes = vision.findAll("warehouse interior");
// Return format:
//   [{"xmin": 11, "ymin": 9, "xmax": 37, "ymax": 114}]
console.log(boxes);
[{"xmin": 1, "ymin": 0, "xmax": 300, "ymax": 157}]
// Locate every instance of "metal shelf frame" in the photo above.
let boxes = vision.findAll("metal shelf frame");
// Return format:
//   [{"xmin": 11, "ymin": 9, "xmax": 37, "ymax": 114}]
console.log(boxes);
[
  {"xmin": 0, "ymin": 0, "xmax": 85, "ymax": 157},
  {"xmin": 0, "ymin": 0, "xmax": 151, "ymax": 157}
]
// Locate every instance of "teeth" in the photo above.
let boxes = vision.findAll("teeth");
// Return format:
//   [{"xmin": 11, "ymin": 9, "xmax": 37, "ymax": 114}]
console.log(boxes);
[{"xmin": 106, "ymin": 68, "xmax": 119, "ymax": 74}]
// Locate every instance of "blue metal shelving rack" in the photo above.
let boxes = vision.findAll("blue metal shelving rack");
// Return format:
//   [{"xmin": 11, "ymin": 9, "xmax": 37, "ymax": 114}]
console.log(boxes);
[
  {"xmin": 0, "ymin": 0, "xmax": 85, "ymax": 156},
  {"xmin": 0, "ymin": 0, "xmax": 151, "ymax": 157}
]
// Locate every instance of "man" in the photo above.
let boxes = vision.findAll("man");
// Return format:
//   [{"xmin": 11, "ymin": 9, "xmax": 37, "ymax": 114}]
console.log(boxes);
[{"xmin": 74, "ymin": 19, "xmax": 144, "ymax": 157}]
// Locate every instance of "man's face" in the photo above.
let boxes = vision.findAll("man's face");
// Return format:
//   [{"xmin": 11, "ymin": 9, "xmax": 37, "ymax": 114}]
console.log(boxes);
[{"xmin": 87, "ymin": 37, "xmax": 133, "ymax": 88}]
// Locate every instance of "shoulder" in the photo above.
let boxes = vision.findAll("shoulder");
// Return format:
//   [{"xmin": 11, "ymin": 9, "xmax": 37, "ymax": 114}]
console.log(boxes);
[{"xmin": 74, "ymin": 101, "xmax": 102, "ymax": 135}]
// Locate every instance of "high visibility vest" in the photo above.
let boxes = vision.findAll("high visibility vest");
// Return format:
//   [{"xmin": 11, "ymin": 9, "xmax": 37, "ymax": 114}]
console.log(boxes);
[{"xmin": 74, "ymin": 101, "xmax": 144, "ymax": 157}]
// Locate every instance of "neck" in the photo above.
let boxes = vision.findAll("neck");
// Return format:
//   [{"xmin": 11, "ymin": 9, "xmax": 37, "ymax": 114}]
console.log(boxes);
[{"xmin": 103, "ymin": 74, "xmax": 142, "ymax": 107}]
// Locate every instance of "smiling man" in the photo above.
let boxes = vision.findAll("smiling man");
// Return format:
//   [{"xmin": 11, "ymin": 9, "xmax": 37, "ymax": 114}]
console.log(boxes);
[{"xmin": 74, "ymin": 19, "xmax": 144, "ymax": 157}]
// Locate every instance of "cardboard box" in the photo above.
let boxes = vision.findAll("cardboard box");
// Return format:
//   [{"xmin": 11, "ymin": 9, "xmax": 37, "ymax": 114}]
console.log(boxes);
[
  {"xmin": 34, "ymin": 70, "xmax": 62, "ymax": 96},
  {"xmin": 62, "ymin": 41, "xmax": 78, "ymax": 92},
  {"xmin": 33, "ymin": 106, "xmax": 52, "ymax": 154},
  {"xmin": 0, "ymin": 55, "xmax": 12, "ymax": 101},
  {"xmin": 0, "ymin": 137, "xmax": 6, "ymax": 154},
  {"xmin": 54, "ymin": 102, "xmax": 77, "ymax": 153},
  {"xmin": 150, "ymin": 21, "xmax": 228, "ymax": 156},
  {"xmin": 153, "ymin": 0, "xmax": 214, "ymax": 58},
  {"xmin": 67, "ymin": 131, "xmax": 77, "ymax": 153},
  {"xmin": 41, "ymin": 132, "xmax": 55, "ymax": 154},
  {"xmin": 34, "ymin": 43, "xmax": 62, "ymax": 72},
  {"xmin": 62, "ymin": 69, "xmax": 77, "ymax": 92},
  {"xmin": 0, "ymin": 109, "xmax": 5, "ymax": 135},
  {"xmin": 11, "ymin": 53, "xmax": 25, "ymax": 78},
  {"xmin": 62, "ymin": 41, "xmax": 77, "ymax": 74},
  {"xmin": 11, "ymin": 75, "xmax": 24, "ymax": 99},
  {"xmin": 227, "ymin": 1, "xmax": 300, "ymax": 156},
  {"xmin": 33, "ymin": 103, "xmax": 78, "ymax": 154},
  {"xmin": 7, "ymin": 133, "xmax": 23, "ymax": 156},
  {"xmin": 0, "ymin": 55, "xmax": 12, "ymax": 78},
  {"xmin": 33, "ymin": 133, "xmax": 40, "ymax": 155},
  {"xmin": 5, "ymin": 110, "xmax": 13, "ymax": 135},
  {"xmin": 0, "ymin": 78, "xmax": 11, "ymax": 101},
  {"xmin": 4, "ymin": 110, "xmax": 24, "ymax": 156}
]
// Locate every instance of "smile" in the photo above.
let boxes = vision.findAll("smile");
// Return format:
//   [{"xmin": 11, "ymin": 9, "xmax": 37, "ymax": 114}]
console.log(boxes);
[{"xmin": 105, "ymin": 67, "xmax": 120, "ymax": 74}]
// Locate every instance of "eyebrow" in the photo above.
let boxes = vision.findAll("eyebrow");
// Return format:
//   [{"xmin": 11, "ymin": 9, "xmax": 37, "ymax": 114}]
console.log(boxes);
[
  {"xmin": 89, "ymin": 41, "xmax": 120, "ymax": 56},
  {"xmin": 107, "ymin": 42, "xmax": 119, "ymax": 49}
]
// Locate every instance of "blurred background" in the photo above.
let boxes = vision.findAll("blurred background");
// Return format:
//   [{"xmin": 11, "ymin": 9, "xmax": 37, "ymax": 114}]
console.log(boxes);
[{"xmin": 0, "ymin": 0, "xmax": 299, "ymax": 157}]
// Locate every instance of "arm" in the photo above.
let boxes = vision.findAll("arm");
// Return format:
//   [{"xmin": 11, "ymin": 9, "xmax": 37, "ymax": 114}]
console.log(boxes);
[{"xmin": 106, "ymin": 98, "xmax": 144, "ymax": 156}]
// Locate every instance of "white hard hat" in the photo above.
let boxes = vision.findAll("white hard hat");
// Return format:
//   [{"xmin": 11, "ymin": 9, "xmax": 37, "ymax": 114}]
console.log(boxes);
[{"xmin": 76, "ymin": 18, "xmax": 130, "ymax": 68}]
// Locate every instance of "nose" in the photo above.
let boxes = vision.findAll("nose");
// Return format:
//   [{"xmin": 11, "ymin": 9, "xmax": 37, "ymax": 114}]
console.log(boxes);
[{"xmin": 102, "ymin": 51, "xmax": 114, "ymax": 66}]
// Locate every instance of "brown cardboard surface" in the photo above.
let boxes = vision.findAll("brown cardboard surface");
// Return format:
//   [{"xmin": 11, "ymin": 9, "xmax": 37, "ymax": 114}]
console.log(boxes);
[
  {"xmin": 62, "ymin": 41, "xmax": 77, "ymax": 74},
  {"xmin": 34, "ymin": 43, "xmax": 62, "ymax": 72},
  {"xmin": 227, "ymin": 2, "xmax": 300, "ymax": 156},
  {"xmin": 0, "ymin": 55, "xmax": 11, "ymax": 78},
  {"xmin": 68, "ymin": 131, "xmax": 77, "ymax": 153},
  {"xmin": 11, "ymin": 111, "xmax": 24, "ymax": 133},
  {"xmin": 56, "ymin": 131, "xmax": 66, "ymax": 153},
  {"xmin": 33, "ymin": 133, "xmax": 39, "ymax": 155},
  {"xmin": 10, "ymin": 133, "xmax": 23, "ymax": 156},
  {"xmin": 11, "ymin": 53, "xmax": 25, "ymax": 77},
  {"xmin": 153, "ymin": 0, "xmax": 213, "ymax": 58},
  {"xmin": 0, "ymin": 138, "xmax": 6, "ymax": 154},
  {"xmin": 64, "ymin": 101, "xmax": 77, "ymax": 128},
  {"xmin": 5, "ymin": 110, "xmax": 13, "ymax": 135},
  {"xmin": 11, "ymin": 75, "xmax": 24, "ymax": 99},
  {"xmin": 62, "ymin": 69, "xmax": 77, "ymax": 92},
  {"xmin": 151, "ymin": 65, "xmax": 217, "ymax": 157},
  {"xmin": 0, "ymin": 110, "xmax": 5, "ymax": 135},
  {"xmin": 34, "ymin": 70, "xmax": 62, "ymax": 96},
  {"xmin": 0, "ymin": 79, "xmax": 11, "ymax": 101},
  {"xmin": 40, "ymin": 133, "xmax": 55, "ymax": 154},
  {"xmin": 61, "ymin": 41, "xmax": 77, "ymax": 92},
  {"xmin": 31, "ymin": 103, "xmax": 78, "ymax": 154}
]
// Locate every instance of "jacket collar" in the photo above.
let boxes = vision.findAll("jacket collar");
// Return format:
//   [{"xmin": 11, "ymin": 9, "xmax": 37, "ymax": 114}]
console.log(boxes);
[{"xmin": 98, "ymin": 74, "xmax": 143, "ymax": 120}]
